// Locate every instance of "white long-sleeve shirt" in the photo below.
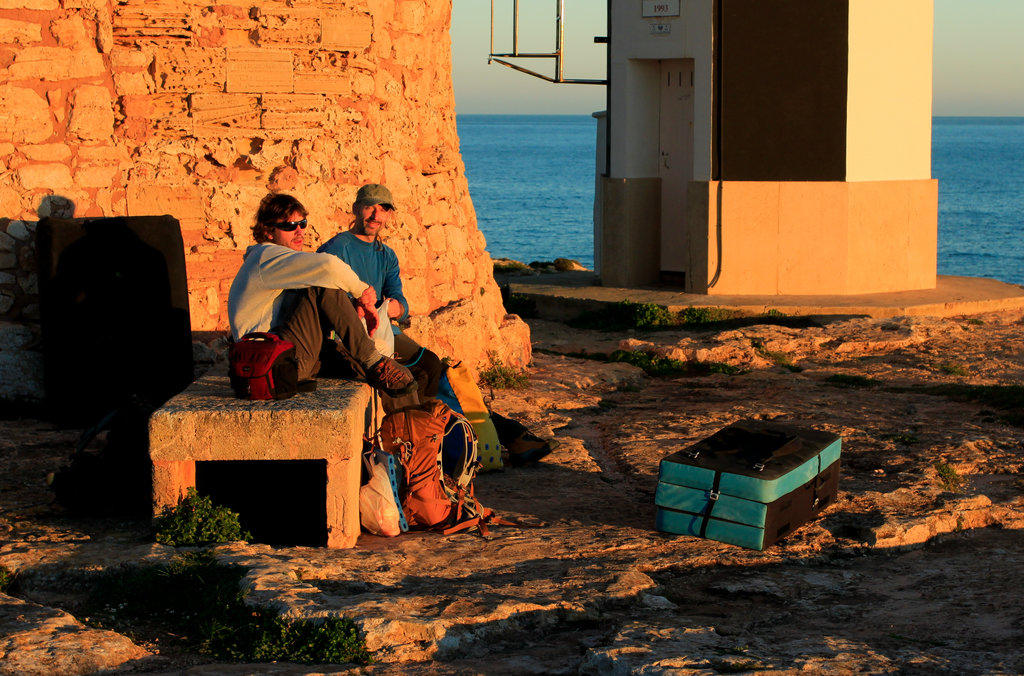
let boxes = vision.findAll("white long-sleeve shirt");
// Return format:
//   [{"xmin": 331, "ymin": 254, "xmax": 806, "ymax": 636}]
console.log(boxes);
[{"xmin": 227, "ymin": 243, "xmax": 369, "ymax": 340}]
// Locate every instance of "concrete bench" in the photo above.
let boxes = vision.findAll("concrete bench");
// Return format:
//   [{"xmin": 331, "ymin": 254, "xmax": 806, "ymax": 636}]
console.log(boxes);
[{"xmin": 149, "ymin": 373, "xmax": 371, "ymax": 548}]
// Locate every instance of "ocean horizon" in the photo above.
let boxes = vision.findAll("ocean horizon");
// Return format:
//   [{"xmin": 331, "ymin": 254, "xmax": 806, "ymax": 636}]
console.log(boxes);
[{"xmin": 459, "ymin": 114, "xmax": 1024, "ymax": 288}]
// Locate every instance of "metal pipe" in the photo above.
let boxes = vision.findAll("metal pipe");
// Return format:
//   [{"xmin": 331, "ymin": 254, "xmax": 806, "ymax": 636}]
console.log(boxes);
[
  {"xmin": 489, "ymin": 0, "xmax": 494, "ymax": 64},
  {"xmin": 513, "ymin": 0, "xmax": 519, "ymax": 55},
  {"xmin": 556, "ymin": 0, "xmax": 565, "ymax": 83},
  {"xmin": 604, "ymin": 0, "xmax": 611, "ymax": 177}
]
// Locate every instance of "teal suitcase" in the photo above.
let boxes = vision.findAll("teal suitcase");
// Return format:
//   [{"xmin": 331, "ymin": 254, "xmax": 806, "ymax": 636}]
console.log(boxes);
[{"xmin": 655, "ymin": 421, "xmax": 841, "ymax": 550}]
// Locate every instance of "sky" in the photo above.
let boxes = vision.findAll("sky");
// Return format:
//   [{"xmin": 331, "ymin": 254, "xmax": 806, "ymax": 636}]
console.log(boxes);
[{"xmin": 451, "ymin": 0, "xmax": 1024, "ymax": 116}]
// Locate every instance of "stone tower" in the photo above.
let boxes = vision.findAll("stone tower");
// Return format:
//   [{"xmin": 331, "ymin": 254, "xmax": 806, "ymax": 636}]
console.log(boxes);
[{"xmin": 0, "ymin": 0, "xmax": 529, "ymax": 403}]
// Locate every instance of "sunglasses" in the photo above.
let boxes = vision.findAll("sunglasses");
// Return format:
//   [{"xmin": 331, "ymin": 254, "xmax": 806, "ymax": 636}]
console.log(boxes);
[{"xmin": 270, "ymin": 218, "xmax": 308, "ymax": 231}]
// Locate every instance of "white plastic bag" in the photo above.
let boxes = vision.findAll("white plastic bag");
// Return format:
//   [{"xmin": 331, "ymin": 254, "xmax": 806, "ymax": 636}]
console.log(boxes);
[
  {"xmin": 359, "ymin": 452, "xmax": 401, "ymax": 537},
  {"xmin": 361, "ymin": 297, "xmax": 395, "ymax": 356}
]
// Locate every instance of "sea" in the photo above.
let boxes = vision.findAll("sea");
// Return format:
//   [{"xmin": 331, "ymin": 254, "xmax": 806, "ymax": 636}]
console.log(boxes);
[{"xmin": 458, "ymin": 114, "xmax": 1024, "ymax": 287}]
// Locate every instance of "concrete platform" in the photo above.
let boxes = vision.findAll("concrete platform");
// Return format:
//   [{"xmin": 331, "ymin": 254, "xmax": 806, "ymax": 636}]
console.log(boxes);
[
  {"xmin": 498, "ymin": 273, "xmax": 1024, "ymax": 319},
  {"xmin": 149, "ymin": 373, "xmax": 371, "ymax": 548}
]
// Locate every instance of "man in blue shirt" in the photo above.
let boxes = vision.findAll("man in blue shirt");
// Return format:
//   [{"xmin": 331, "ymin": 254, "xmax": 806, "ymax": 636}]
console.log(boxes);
[{"xmin": 318, "ymin": 184, "xmax": 443, "ymax": 400}]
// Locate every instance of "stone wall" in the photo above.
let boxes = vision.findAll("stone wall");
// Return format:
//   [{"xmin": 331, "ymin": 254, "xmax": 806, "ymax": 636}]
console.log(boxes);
[{"xmin": 0, "ymin": 0, "xmax": 530, "ymax": 403}]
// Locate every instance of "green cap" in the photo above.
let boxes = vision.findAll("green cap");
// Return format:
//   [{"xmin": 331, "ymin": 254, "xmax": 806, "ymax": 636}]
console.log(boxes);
[{"xmin": 356, "ymin": 184, "xmax": 394, "ymax": 209}]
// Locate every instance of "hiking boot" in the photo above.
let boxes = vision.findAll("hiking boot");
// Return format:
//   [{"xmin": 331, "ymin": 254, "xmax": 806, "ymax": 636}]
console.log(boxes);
[{"xmin": 366, "ymin": 356, "xmax": 418, "ymax": 397}]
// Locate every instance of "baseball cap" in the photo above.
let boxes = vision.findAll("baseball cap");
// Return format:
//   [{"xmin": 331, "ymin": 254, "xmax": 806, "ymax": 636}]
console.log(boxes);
[{"xmin": 356, "ymin": 184, "xmax": 395, "ymax": 209}]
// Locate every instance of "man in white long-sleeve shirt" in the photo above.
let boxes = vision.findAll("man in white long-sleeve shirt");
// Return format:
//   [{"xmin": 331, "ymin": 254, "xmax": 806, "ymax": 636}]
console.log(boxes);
[{"xmin": 227, "ymin": 193, "xmax": 416, "ymax": 397}]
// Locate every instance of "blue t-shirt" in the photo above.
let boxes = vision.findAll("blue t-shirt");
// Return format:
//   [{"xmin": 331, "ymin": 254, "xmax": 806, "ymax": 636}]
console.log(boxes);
[{"xmin": 317, "ymin": 231, "xmax": 409, "ymax": 322}]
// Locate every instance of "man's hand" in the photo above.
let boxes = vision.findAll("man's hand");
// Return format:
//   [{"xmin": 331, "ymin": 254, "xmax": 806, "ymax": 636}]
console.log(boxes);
[
  {"xmin": 359, "ymin": 286, "xmax": 377, "ymax": 308},
  {"xmin": 356, "ymin": 287, "xmax": 378, "ymax": 336},
  {"xmin": 387, "ymin": 299, "xmax": 403, "ymax": 319}
]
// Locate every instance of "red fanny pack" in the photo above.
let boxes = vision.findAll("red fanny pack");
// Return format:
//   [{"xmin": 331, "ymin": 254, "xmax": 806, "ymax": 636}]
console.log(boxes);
[{"xmin": 228, "ymin": 332, "xmax": 300, "ymax": 400}]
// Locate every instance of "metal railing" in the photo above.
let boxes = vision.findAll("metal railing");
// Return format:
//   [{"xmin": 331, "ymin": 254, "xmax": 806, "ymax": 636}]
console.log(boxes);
[{"xmin": 488, "ymin": 0, "xmax": 606, "ymax": 85}]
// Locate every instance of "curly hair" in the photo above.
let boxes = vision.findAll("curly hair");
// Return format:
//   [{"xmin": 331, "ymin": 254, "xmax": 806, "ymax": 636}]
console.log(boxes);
[{"xmin": 252, "ymin": 193, "xmax": 308, "ymax": 243}]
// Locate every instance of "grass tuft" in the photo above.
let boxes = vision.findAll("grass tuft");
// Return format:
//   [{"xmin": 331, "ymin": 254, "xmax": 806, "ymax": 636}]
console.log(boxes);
[
  {"xmin": 0, "ymin": 565, "xmax": 15, "ymax": 594},
  {"xmin": 608, "ymin": 350, "xmax": 744, "ymax": 378},
  {"xmin": 82, "ymin": 551, "xmax": 371, "ymax": 664},
  {"xmin": 504, "ymin": 292, "xmax": 537, "ymax": 318},
  {"xmin": 479, "ymin": 352, "xmax": 529, "ymax": 389},
  {"xmin": 154, "ymin": 488, "xmax": 251, "ymax": 547},
  {"xmin": 934, "ymin": 462, "xmax": 965, "ymax": 493},
  {"xmin": 750, "ymin": 338, "xmax": 802, "ymax": 372},
  {"xmin": 938, "ymin": 362, "xmax": 969, "ymax": 376}
]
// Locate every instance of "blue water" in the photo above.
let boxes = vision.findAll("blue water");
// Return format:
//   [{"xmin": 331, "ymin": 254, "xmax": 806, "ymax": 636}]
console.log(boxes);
[
  {"xmin": 459, "ymin": 114, "xmax": 1024, "ymax": 286},
  {"xmin": 933, "ymin": 117, "xmax": 1024, "ymax": 286}
]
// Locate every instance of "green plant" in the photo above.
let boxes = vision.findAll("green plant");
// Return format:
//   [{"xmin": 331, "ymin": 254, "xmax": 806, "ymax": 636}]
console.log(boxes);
[
  {"xmin": 677, "ymin": 306, "xmax": 737, "ymax": 324},
  {"xmin": 825, "ymin": 374, "xmax": 881, "ymax": 388},
  {"xmin": 608, "ymin": 350, "xmax": 744, "ymax": 378},
  {"xmin": 934, "ymin": 462, "xmax": 965, "ymax": 493},
  {"xmin": 938, "ymin": 361, "xmax": 969, "ymax": 376},
  {"xmin": 751, "ymin": 338, "xmax": 802, "ymax": 372},
  {"xmin": 964, "ymin": 318, "xmax": 984, "ymax": 326},
  {"xmin": 504, "ymin": 292, "xmax": 537, "ymax": 318},
  {"xmin": 492, "ymin": 259, "xmax": 530, "ymax": 274},
  {"xmin": 0, "ymin": 566, "xmax": 15, "ymax": 593},
  {"xmin": 154, "ymin": 488, "xmax": 252, "ymax": 546},
  {"xmin": 569, "ymin": 300, "xmax": 675, "ymax": 331},
  {"xmin": 82, "ymin": 552, "xmax": 371, "ymax": 664},
  {"xmin": 479, "ymin": 353, "xmax": 528, "ymax": 389}
]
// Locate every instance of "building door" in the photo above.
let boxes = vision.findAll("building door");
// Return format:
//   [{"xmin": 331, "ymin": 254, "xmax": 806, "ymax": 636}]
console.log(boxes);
[{"xmin": 659, "ymin": 59, "xmax": 695, "ymax": 276}]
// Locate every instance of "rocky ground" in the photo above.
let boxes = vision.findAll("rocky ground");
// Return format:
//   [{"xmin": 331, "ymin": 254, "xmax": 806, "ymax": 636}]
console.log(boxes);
[{"xmin": 2, "ymin": 309, "xmax": 1023, "ymax": 675}]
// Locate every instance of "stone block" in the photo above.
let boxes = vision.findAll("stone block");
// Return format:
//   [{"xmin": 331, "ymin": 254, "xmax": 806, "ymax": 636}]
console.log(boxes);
[
  {"xmin": 111, "ymin": 46, "xmax": 153, "ymax": 69},
  {"xmin": 68, "ymin": 85, "xmax": 115, "ymax": 142},
  {"xmin": 77, "ymin": 145, "xmax": 131, "ymax": 164},
  {"xmin": 0, "ymin": 86, "xmax": 52, "ymax": 144},
  {"xmin": 126, "ymin": 182, "xmax": 205, "ymax": 238},
  {"xmin": 114, "ymin": 71, "xmax": 154, "ymax": 96},
  {"xmin": 113, "ymin": 4, "xmax": 192, "ymax": 42},
  {"xmin": 153, "ymin": 46, "xmax": 226, "ymax": 92},
  {"xmin": 75, "ymin": 164, "xmax": 121, "ymax": 189},
  {"xmin": 252, "ymin": 5, "xmax": 320, "ymax": 47},
  {"xmin": 0, "ymin": 0, "xmax": 57, "ymax": 8},
  {"xmin": 226, "ymin": 48, "xmax": 293, "ymax": 93},
  {"xmin": 191, "ymin": 93, "xmax": 260, "ymax": 136},
  {"xmin": 149, "ymin": 373, "xmax": 370, "ymax": 548},
  {"xmin": 9, "ymin": 46, "xmax": 105, "ymax": 80},
  {"xmin": 50, "ymin": 15, "xmax": 92, "ymax": 49},
  {"xmin": 321, "ymin": 9, "xmax": 372, "ymax": 51},
  {"xmin": 0, "ymin": 18, "xmax": 41, "ymax": 44},
  {"xmin": 120, "ymin": 94, "xmax": 191, "ymax": 136},
  {"xmin": 18, "ymin": 164, "xmax": 73, "ymax": 191},
  {"xmin": 261, "ymin": 93, "xmax": 326, "ymax": 131},
  {"xmin": 21, "ymin": 144, "xmax": 72, "ymax": 163}
]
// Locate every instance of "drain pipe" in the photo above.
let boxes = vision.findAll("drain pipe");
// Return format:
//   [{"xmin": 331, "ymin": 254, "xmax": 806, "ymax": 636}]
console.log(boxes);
[
  {"xmin": 708, "ymin": 0, "xmax": 724, "ymax": 289},
  {"xmin": 604, "ymin": 0, "xmax": 611, "ymax": 178}
]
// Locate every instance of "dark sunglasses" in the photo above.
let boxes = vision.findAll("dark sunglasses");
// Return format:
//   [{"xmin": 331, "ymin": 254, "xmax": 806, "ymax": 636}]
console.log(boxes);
[{"xmin": 270, "ymin": 218, "xmax": 307, "ymax": 231}]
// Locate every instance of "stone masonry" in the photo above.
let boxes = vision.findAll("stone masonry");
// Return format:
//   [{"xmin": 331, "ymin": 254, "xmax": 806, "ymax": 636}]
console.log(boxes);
[{"xmin": 0, "ymin": 0, "xmax": 530, "ymax": 403}]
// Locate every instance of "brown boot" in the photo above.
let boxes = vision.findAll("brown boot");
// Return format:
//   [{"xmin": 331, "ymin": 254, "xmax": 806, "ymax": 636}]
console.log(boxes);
[{"xmin": 366, "ymin": 356, "xmax": 418, "ymax": 397}]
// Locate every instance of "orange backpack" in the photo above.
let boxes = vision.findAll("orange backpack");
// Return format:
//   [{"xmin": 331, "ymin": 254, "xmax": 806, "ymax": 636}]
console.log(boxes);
[{"xmin": 377, "ymin": 400, "xmax": 496, "ymax": 534}]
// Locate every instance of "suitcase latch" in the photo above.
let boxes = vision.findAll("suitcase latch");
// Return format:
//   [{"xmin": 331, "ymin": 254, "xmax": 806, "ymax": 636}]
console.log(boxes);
[
  {"xmin": 687, "ymin": 450, "xmax": 700, "ymax": 459},
  {"xmin": 708, "ymin": 489, "xmax": 720, "ymax": 501},
  {"xmin": 753, "ymin": 462, "xmax": 766, "ymax": 472}
]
